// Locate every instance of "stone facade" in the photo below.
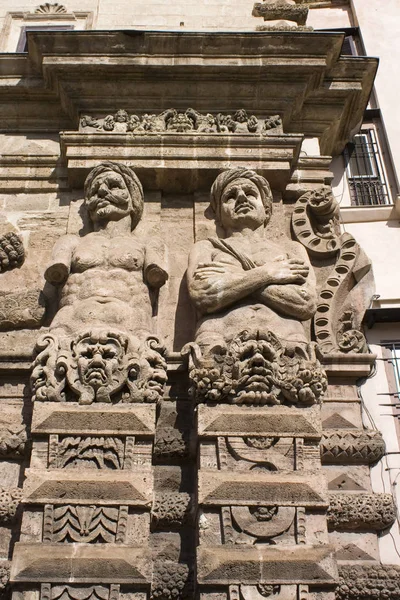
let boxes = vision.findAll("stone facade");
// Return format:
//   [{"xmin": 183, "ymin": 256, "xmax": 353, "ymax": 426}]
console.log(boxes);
[{"xmin": 0, "ymin": 2, "xmax": 398, "ymax": 600}]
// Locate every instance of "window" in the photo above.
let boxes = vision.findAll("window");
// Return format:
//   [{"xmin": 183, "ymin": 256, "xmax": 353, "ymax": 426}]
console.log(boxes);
[
  {"xmin": 17, "ymin": 25, "xmax": 74, "ymax": 53},
  {"xmin": 384, "ymin": 343, "xmax": 400, "ymax": 397},
  {"xmin": 344, "ymin": 122, "xmax": 393, "ymax": 207}
]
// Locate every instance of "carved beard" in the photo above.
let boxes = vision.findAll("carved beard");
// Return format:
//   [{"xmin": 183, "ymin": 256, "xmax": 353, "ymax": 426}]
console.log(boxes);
[{"xmin": 88, "ymin": 191, "xmax": 130, "ymax": 221}]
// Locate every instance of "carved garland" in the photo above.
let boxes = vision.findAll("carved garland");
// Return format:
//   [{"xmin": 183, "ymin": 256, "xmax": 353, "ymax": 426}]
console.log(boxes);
[{"xmin": 337, "ymin": 564, "xmax": 400, "ymax": 600}]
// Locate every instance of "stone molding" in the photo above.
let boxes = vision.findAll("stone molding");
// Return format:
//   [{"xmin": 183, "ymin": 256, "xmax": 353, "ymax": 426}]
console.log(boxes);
[
  {"xmin": 327, "ymin": 492, "xmax": 396, "ymax": 532},
  {"xmin": 321, "ymin": 429, "xmax": 385, "ymax": 465}
]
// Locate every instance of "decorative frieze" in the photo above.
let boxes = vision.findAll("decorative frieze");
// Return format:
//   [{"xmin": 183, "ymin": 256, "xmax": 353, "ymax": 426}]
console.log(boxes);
[
  {"xmin": 327, "ymin": 493, "xmax": 396, "ymax": 532},
  {"xmin": 321, "ymin": 429, "xmax": 385, "ymax": 465},
  {"xmin": 80, "ymin": 109, "xmax": 282, "ymax": 136}
]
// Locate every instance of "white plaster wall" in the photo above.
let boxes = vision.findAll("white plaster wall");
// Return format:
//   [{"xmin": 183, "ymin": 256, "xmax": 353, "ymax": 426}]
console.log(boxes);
[
  {"xmin": 344, "ymin": 219, "xmax": 400, "ymax": 305},
  {"xmin": 360, "ymin": 324, "xmax": 400, "ymax": 564},
  {"xmin": 351, "ymin": 0, "xmax": 400, "ymax": 186}
]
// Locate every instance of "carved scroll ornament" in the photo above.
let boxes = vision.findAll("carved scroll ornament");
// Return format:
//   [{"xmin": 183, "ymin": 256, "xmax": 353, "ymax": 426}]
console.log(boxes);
[{"xmin": 292, "ymin": 186, "xmax": 371, "ymax": 355}]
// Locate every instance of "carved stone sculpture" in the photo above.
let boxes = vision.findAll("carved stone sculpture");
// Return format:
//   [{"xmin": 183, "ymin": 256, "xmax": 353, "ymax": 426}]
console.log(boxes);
[
  {"xmin": 185, "ymin": 168, "xmax": 327, "ymax": 405},
  {"xmin": 31, "ymin": 162, "xmax": 168, "ymax": 404}
]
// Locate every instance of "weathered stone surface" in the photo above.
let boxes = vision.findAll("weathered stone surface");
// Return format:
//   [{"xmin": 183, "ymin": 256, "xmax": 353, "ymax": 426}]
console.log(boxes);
[
  {"xmin": 151, "ymin": 561, "xmax": 192, "ymax": 600},
  {"xmin": 197, "ymin": 545, "xmax": 338, "ymax": 584},
  {"xmin": 22, "ymin": 470, "xmax": 152, "ymax": 506},
  {"xmin": 327, "ymin": 493, "xmax": 396, "ymax": 532},
  {"xmin": 198, "ymin": 471, "xmax": 328, "ymax": 507},
  {"xmin": 32, "ymin": 403, "xmax": 156, "ymax": 435},
  {"xmin": 198, "ymin": 405, "xmax": 321, "ymax": 439},
  {"xmin": 11, "ymin": 544, "xmax": 152, "ymax": 583}
]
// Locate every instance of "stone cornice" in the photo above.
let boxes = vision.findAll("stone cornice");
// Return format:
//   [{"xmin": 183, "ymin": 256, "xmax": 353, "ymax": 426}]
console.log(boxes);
[{"xmin": 0, "ymin": 30, "xmax": 377, "ymax": 156}]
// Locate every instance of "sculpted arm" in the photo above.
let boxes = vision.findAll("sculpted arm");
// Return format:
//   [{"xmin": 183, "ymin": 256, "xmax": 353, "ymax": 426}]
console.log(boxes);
[
  {"xmin": 188, "ymin": 240, "xmax": 288, "ymax": 315},
  {"xmin": 257, "ymin": 243, "xmax": 317, "ymax": 320},
  {"xmin": 44, "ymin": 234, "xmax": 79, "ymax": 286}
]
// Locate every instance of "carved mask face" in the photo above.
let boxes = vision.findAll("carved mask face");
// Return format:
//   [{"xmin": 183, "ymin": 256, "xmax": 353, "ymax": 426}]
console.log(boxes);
[
  {"xmin": 86, "ymin": 170, "xmax": 131, "ymax": 223},
  {"xmin": 220, "ymin": 178, "xmax": 266, "ymax": 232},
  {"xmin": 75, "ymin": 336, "xmax": 125, "ymax": 400}
]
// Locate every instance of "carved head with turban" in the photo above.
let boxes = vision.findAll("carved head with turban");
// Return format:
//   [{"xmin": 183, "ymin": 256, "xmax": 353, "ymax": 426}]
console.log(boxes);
[
  {"xmin": 84, "ymin": 161, "xmax": 144, "ymax": 230},
  {"xmin": 210, "ymin": 168, "xmax": 273, "ymax": 232}
]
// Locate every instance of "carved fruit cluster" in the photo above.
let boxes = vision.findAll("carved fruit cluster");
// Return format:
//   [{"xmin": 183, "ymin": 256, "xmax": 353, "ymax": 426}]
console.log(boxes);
[
  {"xmin": 328, "ymin": 493, "xmax": 396, "ymax": 532},
  {"xmin": 0, "ymin": 233, "xmax": 24, "ymax": 273},
  {"xmin": 151, "ymin": 562, "xmax": 190, "ymax": 600}
]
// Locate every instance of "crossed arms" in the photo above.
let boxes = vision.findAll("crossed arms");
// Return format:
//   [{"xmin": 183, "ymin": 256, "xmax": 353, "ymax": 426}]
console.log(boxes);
[{"xmin": 187, "ymin": 238, "xmax": 317, "ymax": 320}]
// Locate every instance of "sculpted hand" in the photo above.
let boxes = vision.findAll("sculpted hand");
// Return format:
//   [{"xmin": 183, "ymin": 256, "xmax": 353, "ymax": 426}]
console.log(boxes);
[
  {"xmin": 193, "ymin": 261, "xmax": 230, "ymax": 281},
  {"xmin": 261, "ymin": 255, "xmax": 309, "ymax": 284}
]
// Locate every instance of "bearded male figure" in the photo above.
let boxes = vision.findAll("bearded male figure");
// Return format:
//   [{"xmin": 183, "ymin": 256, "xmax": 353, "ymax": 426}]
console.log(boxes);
[
  {"xmin": 186, "ymin": 168, "xmax": 325, "ymax": 405},
  {"xmin": 45, "ymin": 162, "xmax": 167, "ymax": 340},
  {"xmin": 32, "ymin": 162, "xmax": 168, "ymax": 404}
]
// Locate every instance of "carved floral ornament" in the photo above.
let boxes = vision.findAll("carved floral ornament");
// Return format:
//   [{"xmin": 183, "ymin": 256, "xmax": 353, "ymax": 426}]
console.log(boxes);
[
  {"xmin": 35, "ymin": 3, "xmax": 67, "ymax": 13},
  {"xmin": 80, "ymin": 109, "xmax": 282, "ymax": 135}
]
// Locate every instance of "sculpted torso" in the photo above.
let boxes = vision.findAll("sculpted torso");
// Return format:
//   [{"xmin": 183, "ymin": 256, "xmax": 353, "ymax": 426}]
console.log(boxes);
[
  {"xmin": 45, "ymin": 163, "xmax": 167, "ymax": 339},
  {"xmin": 187, "ymin": 170, "xmax": 317, "ymax": 352}
]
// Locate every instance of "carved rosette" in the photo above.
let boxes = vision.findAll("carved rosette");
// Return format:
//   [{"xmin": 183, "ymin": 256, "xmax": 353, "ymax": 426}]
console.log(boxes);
[
  {"xmin": 321, "ymin": 429, "xmax": 385, "ymax": 465},
  {"xmin": 184, "ymin": 330, "xmax": 327, "ymax": 406},
  {"xmin": 80, "ymin": 108, "xmax": 282, "ymax": 135},
  {"xmin": 31, "ymin": 329, "xmax": 167, "ymax": 404},
  {"xmin": 328, "ymin": 492, "xmax": 396, "ymax": 532},
  {"xmin": 152, "ymin": 493, "xmax": 193, "ymax": 529}
]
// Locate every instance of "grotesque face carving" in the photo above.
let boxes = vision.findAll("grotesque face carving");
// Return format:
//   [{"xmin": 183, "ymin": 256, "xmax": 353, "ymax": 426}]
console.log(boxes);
[
  {"xmin": 71, "ymin": 332, "xmax": 128, "ymax": 404},
  {"xmin": 85, "ymin": 170, "xmax": 131, "ymax": 223},
  {"xmin": 220, "ymin": 177, "xmax": 267, "ymax": 232}
]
